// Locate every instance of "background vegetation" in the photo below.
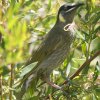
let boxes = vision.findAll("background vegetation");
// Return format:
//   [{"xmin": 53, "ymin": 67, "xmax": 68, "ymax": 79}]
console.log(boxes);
[{"xmin": 0, "ymin": 0, "xmax": 100, "ymax": 100}]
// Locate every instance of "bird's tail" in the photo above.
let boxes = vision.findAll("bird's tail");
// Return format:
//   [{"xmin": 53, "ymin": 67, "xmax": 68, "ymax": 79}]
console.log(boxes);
[{"xmin": 16, "ymin": 73, "xmax": 38, "ymax": 100}]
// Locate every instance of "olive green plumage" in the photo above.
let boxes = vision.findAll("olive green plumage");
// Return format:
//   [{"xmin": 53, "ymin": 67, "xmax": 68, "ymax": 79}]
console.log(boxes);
[{"xmin": 16, "ymin": 3, "xmax": 83, "ymax": 99}]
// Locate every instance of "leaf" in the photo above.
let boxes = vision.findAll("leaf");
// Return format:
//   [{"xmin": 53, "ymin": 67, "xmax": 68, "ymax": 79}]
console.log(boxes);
[
  {"xmin": 23, "ymin": 0, "xmax": 34, "ymax": 6},
  {"xmin": 81, "ymin": 30, "xmax": 89, "ymax": 36},
  {"xmin": 20, "ymin": 62, "xmax": 38, "ymax": 77},
  {"xmin": 82, "ymin": 42, "xmax": 87, "ymax": 56},
  {"xmin": 11, "ymin": 0, "xmax": 16, "ymax": 6},
  {"xmin": 66, "ymin": 63, "xmax": 71, "ymax": 77},
  {"xmin": 0, "ymin": 26, "xmax": 6, "ymax": 35},
  {"xmin": 8, "ymin": 16, "xmax": 19, "ymax": 30},
  {"xmin": 93, "ymin": 62, "xmax": 100, "ymax": 81},
  {"xmin": 90, "ymin": 37, "xmax": 100, "ymax": 52},
  {"xmin": 48, "ymin": 0, "xmax": 51, "ymax": 10},
  {"xmin": 76, "ymin": 29, "xmax": 85, "ymax": 40},
  {"xmin": 91, "ymin": 0, "xmax": 95, "ymax": 8},
  {"xmin": 94, "ymin": 26, "xmax": 100, "ymax": 34},
  {"xmin": 29, "ymin": 96, "xmax": 39, "ymax": 100},
  {"xmin": 92, "ymin": 12, "xmax": 100, "ymax": 24}
]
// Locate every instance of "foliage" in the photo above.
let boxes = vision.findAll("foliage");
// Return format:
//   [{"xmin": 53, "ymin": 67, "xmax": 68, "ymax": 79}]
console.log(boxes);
[{"xmin": 0, "ymin": 0, "xmax": 100, "ymax": 100}]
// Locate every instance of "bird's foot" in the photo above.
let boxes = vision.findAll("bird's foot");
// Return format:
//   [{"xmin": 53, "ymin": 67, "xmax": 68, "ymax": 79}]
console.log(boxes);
[
  {"xmin": 46, "ymin": 80, "xmax": 68, "ymax": 95},
  {"xmin": 44, "ymin": 78, "xmax": 61, "ymax": 90}
]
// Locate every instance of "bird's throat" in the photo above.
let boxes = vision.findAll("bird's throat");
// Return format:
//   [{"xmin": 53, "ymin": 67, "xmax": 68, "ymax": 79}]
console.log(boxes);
[{"xmin": 59, "ymin": 13, "xmax": 66, "ymax": 23}]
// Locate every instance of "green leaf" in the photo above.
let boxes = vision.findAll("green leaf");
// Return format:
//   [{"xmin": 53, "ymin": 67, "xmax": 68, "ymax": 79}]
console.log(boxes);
[
  {"xmin": 28, "ymin": 96, "xmax": 39, "ymax": 100},
  {"xmin": 94, "ymin": 26, "xmax": 100, "ymax": 34},
  {"xmin": 90, "ymin": 37, "xmax": 100, "ymax": 51},
  {"xmin": 91, "ymin": 0, "xmax": 96, "ymax": 8},
  {"xmin": 8, "ymin": 16, "xmax": 19, "ymax": 30},
  {"xmin": 48, "ymin": 0, "xmax": 51, "ymax": 10},
  {"xmin": 76, "ymin": 30, "xmax": 85, "ymax": 40},
  {"xmin": 92, "ymin": 12, "xmax": 100, "ymax": 24},
  {"xmin": 20, "ymin": 62, "xmax": 38, "ymax": 77},
  {"xmin": 82, "ymin": 42, "xmax": 87, "ymax": 56},
  {"xmin": 66, "ymin": 63, "xmax": 71, "ymax": 77},
  {"xmin": 0, "ymin": 26, "xmax": 6, "ymax": 35},
  {"xmin": 93, "ymin": 62, "xmax": 100, "ymax": 81},
  {"xmin": 23, "ymin": 0, "xmax": 34, "ymax": 6},
  {"xmin": 81, "ymin": 30, "xmax": 89, "ymax": 36}
]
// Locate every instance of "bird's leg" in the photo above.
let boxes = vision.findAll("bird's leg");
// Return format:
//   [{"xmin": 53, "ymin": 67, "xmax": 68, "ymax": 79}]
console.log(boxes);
[
  {"xmin": 43, "ymin": 77, "xmax": 68, "ymax": 96},
  {"xmin": 43, "ymin": 77, "xmax": 61, "ymax": 90}
]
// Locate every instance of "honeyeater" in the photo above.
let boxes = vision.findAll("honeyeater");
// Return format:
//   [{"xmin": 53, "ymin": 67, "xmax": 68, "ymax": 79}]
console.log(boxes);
[{"xmin": 16, "ymin": 2, "xmax": 84, "ymax": 99}]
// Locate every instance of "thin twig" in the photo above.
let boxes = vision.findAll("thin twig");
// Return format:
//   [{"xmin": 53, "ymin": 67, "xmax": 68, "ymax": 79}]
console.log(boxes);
[
  {"xmin": 9, "ymin": 64, "xmax": 14, "ymax": 100},
  {"xmin": 63, "ymin": 50, "xmax": 100, "ymax": 84},
  {"xmin": 50, "ymin": 50, "xmax": 100, "ymax": 97}
]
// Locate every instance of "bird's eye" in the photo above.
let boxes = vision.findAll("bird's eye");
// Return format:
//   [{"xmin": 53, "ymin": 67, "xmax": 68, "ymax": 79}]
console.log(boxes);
[
  {"xmin": 67, "ymin": 6, "xmax": 72, "ymax": 10},
  {"xmin": 64, "ymin": 5, "xmax": 73, "ymax": 11}
]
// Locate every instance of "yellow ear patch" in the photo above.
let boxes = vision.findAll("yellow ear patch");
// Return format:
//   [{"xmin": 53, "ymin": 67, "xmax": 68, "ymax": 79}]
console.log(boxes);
[{"xmin": 59, "ymin": 13, "xmax": 66, "ymax": 22}]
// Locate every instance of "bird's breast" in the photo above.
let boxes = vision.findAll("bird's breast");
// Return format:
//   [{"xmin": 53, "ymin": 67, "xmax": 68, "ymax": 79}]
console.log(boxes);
[
  {"xmin": 38, "ymin": 38, "xmax": 74, "ymax": 76},
  {"xmin": 37, "ymin": 29, "xmax": 75, "ymax": 77}
]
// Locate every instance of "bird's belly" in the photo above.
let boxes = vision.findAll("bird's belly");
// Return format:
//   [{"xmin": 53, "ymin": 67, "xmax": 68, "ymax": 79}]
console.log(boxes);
[{"xmin": 37, "ymin": 44, "xmax": 70, "ymax": 77}]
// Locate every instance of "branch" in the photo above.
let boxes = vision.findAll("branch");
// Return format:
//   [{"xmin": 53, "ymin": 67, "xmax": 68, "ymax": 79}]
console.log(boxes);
[{"xmin": 63, "ymin": 50, "xmax": 100, "ymax": 84}]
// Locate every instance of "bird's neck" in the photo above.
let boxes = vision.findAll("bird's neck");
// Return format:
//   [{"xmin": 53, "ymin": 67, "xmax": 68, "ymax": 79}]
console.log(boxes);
[{"xmin": 55, "ymin": 21, "xmax": 72, "ymax": 30}]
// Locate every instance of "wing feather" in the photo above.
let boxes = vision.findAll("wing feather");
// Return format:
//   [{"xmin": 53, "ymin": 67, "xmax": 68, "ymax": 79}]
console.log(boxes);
[{"xmin": 25, "ymin": 27, "xmax": 62, "ymax": 66}]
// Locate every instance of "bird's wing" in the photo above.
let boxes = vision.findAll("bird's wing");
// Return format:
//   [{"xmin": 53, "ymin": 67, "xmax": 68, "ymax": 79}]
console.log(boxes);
[
  {"xmin": 21, "ymin": 28, "xmax": 63, "ymax": 84},
  {"xmin": 25, "ymin": 28, "xmax": 63, "ymax": 66}
]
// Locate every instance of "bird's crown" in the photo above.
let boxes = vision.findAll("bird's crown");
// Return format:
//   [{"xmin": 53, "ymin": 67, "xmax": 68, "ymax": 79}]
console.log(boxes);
[{"xmin": 57, "ymin": 2, "xmax": 84, "ymax": 23}]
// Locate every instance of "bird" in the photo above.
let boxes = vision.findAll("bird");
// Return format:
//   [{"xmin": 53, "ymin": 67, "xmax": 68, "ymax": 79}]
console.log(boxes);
[{"xmin": 16, "ymin": 2, "xmax": 84, "ymax": 99}]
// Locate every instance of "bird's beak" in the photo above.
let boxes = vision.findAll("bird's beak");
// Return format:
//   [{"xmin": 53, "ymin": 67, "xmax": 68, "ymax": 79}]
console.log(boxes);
[
  {"xmin": 66, "ymin": 2, "xmax": 84, "ymax": 13},
  {"xmin": 73, "ymin": 2, "xmax": 84, "ymax": 8}
]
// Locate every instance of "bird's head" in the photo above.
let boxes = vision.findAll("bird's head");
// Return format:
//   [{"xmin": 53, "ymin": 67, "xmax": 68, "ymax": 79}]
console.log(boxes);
[{"xmin": 56, "ymin": 3, "xmax": 84, "ymax": 24}]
